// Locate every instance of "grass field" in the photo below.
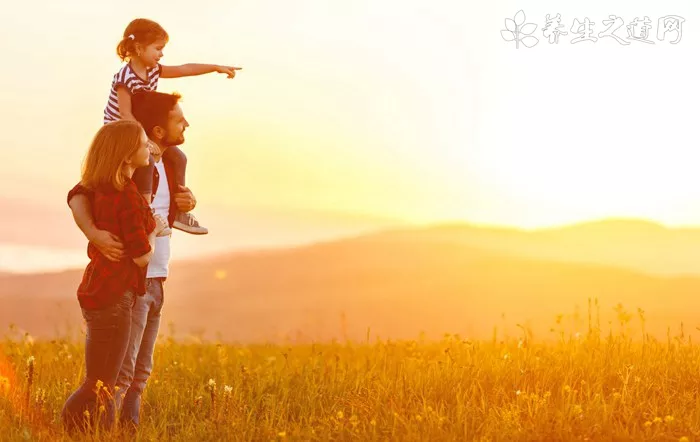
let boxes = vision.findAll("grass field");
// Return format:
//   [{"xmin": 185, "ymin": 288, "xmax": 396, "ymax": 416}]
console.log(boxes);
[{"xmin": 1, "ymin": 302, "xmax": 699, "ymax": 441}]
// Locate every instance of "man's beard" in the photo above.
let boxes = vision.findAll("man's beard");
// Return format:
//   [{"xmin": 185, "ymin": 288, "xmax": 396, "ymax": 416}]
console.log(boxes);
[{"xmin": 162, "ymin": 132, "xmax": 184, "ymax": 147}]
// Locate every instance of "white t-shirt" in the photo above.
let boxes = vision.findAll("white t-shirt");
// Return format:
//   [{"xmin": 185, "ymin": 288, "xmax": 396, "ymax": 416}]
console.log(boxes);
[{"xmin": 147, "ymin": 159, "xmax": 171, "ymax": 278}]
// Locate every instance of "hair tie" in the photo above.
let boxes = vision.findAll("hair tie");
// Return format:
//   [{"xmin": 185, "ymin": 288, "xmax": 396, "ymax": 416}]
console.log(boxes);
[{"xmin": 128, "ymin": 34, "xmax": 135, "ymax": 40}]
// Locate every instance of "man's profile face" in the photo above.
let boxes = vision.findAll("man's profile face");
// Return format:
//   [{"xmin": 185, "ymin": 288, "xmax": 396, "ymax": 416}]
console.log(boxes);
[{"xmin": 157, "ymin": 104, "xmax": 189, "ymax": 147}]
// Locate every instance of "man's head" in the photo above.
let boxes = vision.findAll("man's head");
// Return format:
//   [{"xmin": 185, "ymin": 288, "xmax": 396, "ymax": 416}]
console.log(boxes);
[{"xmin": 131, "ymin": 91, "xmax": 189, "ymax": 150}]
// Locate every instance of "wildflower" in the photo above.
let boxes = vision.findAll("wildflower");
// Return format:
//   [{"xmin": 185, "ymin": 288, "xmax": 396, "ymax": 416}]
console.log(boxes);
[
  {"xmin": 370, "ymin": 419, "xmax": 377, "ymax": 426},
  {"xmin": 336, "ymin": 411, "xmax": 344, "ymax": 419},
  {"xmin": 277, "ymin": 431, "xmax": 286, "ymax": 438},
  {"xmin": 572, "ymin": 404, "xmax": 583, "ymax": 415},
  {"xmin": 415, "ymin": 414, "xmax": 423, "ymax": 422},
  {"xmin": 612, "ymin": 392, "xmax": 621, "ymax": 400},
  {"xmin": 99, "ymin": 405, "xmax": 106, "ymax": 413},
  {"xmin": 644, "ymin": 421, "xmax": 652, "ymax": 428},
  {"xmin": 114, "ymin": 386, "xmax": 120, "ymax": 392},
  {"xmin": 83, "ymin": 410, "xmax": 90, "ymax": 418},
  {"xmin": 26, "ymin": 356, "xmax": 35, "ymax": 367},
  {"xmin": 34, "ymin": 388, "xmax": 46, "ymax": 406},
  {"xmin": 0, "ymin": 376, "xmax": 9, "ymax": 394},
  {"xmin": 665, "ymin": 415, "xmax": 674, "ymax": 423},
  {"xmin": 224, "ymin": 385, "xmax": 233, "ymax": 395},
  {"xmin": 95, "ymin": 380, "xmax": 104, "ymax": 391},
  {"xmin": 208, "ymin": 378, "xmax": 216, "ymax": 389},
  {"xmin": 503, "ymin": 353, "xmax": 510, "ymax": 360},
  {"xmin": 680, "ymin": 437, "xmax": 689, "ymax": 442},
  {"xmin": 653, "ymin": 417, "xmax": 662, "ymax": 424},
  {"xmin": 563, "ymin": 385, "xmax": 571, "ymax": 394},
  {"xmin": 516, "ymin": 390, "xmax": 522, "ymax": 396}
]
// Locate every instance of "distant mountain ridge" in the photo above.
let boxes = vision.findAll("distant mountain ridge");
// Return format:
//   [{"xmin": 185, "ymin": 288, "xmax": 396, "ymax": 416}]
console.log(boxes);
[{"xmin": 2, "ymin": 218, "xmax": 700, "ymax": 343}]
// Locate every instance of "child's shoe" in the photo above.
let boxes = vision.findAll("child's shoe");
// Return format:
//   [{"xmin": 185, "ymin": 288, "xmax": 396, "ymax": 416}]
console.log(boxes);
[
  {"xmin": 172, "ymin": 212, "xmax": 208, "ymax": 235},
  {"xmin": 152, "ymin": 210, "xmax": 172, "ymax": 237}
]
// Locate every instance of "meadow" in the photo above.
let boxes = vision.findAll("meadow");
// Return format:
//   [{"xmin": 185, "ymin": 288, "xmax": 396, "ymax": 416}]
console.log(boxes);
[{"xmin": 1, "ymin": 301, "xmax": 699, "ymax": 441}]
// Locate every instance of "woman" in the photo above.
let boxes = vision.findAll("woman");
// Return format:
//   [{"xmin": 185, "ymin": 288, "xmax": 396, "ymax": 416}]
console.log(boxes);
[{"xmin": 61, "ymin": 120, "xmax": 167, "ymax": 432}]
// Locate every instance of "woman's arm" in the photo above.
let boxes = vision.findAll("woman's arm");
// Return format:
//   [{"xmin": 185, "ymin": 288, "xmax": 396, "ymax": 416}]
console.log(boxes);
[
  {"xmin": 132, "ymin": 214, "xmax": 166, "ymax": 267},
  {"xmin": 118, "ymin": 192, "xmax": 156, "ymax": 268},
  {"xmin": 132, "ymin": 231, "xmax": 156, "ymax": 268},
  {"xmin": 68, "ymin": 189, "xmax": 125, "ymax": 262},
  {"xmin": 160, "ymin": 64, "xmax": 241, "ymax": 79}
]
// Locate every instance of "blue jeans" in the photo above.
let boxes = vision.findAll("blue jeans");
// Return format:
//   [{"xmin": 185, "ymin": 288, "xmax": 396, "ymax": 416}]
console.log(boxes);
[
  {"xmin": 61, "ymin": 291, "xmax": 135, "ymax": 433},
  {"xmin": 115, "ymin": 278, "xmax": 164, "ymax": 427}
]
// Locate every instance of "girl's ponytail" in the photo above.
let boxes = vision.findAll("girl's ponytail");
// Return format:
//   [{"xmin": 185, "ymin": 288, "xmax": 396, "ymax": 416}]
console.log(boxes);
[{"xmin": 116, "ymin": 34, "xmax": 137, "ymax": 61}]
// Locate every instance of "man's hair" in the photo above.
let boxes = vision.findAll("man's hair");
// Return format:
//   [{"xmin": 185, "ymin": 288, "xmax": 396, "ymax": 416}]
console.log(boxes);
[
  {"xmin": 81, "ymin": 120, "xmax": 144, "ymax": 191},
  {"xmin": 131, "ymin": 91, "xmax": 182, "ymax": 136}
]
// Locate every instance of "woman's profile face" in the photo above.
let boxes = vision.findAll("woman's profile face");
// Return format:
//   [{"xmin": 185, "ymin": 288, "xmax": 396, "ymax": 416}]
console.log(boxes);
[{"xmin": 129, "ymin": 130, "xmax": 151, "ymax": 169}]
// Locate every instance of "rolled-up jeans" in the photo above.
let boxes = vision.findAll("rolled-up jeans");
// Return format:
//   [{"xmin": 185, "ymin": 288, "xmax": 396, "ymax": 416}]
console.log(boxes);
[
  {"xmin": 115, "ymin": 278, "xmax": 165, "ymax": 427},
  {"xmin": 61, "ymin": 291, "xmax": 135, "ymax": 433}
]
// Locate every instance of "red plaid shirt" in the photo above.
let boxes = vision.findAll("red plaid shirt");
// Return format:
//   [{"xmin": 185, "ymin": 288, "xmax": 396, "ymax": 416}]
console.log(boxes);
[{"xmin": 69, "ymin": 180, "xmax": 156, "ymax": 310}]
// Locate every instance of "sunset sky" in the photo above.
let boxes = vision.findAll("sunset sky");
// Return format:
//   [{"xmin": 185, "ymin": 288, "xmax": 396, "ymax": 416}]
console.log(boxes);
[{"xmin": 0, "ymin": 0, "xmax": 698, "ymax": 272}]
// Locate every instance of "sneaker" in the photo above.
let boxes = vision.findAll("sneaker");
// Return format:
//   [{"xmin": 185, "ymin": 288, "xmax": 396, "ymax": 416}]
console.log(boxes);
[
  {"xmin": 172, "ymin": 212, "xmax": 208, "ymax": 235},
  {"xmin": 152, "ymin": 210, "xmax": 172, "ymax": 237}
]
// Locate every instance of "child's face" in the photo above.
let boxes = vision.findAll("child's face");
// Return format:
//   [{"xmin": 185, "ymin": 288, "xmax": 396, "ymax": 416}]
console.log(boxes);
[{"xmin": 138, "ymin": 39, "xmax": 166, "ymax": 68}]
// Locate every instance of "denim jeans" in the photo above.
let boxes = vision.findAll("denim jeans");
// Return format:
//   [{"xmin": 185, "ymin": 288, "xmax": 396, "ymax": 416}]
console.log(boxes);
[
  {"xmin": 132, "ymin": 153, "xmax": 155, "ymax": 196},
  {"xmin": 61, "ymin": 291, "xmax": 135, "ymax": 433},
  {"xmin": 115, "ymin": 278, "xmax": 165, "ymax": 427}
]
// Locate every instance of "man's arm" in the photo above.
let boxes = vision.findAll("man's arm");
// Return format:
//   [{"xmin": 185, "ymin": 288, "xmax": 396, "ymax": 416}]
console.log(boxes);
[{"xmin": 68, "ymin": 190, "xmax": 125, "ymax": 262}]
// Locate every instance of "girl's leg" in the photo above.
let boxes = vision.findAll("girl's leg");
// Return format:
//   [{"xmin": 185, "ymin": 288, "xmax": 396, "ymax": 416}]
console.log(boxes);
[
  {"xmin": 163, "ymin": 146, "xmax": 208, "ymax": 235},
  {"xmin": 61, "ymin": 292, "xmax": 134, "ymax": 433},
  {"xmin": 132, "ymin": 154, "xmax": 155, "ymax": 203},
  {"xmin": 162, "ymin": 145, "xmax": 186, "ymax": 187}
]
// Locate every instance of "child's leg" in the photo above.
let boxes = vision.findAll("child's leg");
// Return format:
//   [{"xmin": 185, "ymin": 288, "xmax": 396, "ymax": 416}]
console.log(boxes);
[
  {"xmin": 133, "ymin": 154, "xmax": 171, "ymax": 237},
  {"xmin": 132, "ymin": 155, "xmax": 155, "ymax": 203},
  {"xmin": 162, "ymin": 146, "xmax": 208, "ymax": 235},
  {"xmin": 162, "ymin": 145, "xmax": 186, "ymax": 187}
]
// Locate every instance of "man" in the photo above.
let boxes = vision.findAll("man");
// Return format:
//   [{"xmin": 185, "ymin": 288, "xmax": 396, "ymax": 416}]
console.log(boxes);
[{"xmin": 67, "ymin": 90, "xmax": 197, "ymax": 428}]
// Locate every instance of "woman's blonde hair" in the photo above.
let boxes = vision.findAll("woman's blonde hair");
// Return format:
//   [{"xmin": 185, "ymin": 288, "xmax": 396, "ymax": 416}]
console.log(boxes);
[{"xmin": 81, "ymin": 120, "xmax": 144, "ymax": 191}]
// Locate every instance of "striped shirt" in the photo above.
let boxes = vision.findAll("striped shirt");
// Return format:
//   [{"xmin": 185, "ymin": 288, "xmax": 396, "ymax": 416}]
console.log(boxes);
[{"xmin": 103, "ymin": 63, "xmax": 161, "ymax": 124}]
